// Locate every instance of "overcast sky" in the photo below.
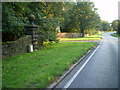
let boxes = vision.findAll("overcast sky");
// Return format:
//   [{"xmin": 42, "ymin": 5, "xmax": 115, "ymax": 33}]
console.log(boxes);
[{"xmin": 90, "ymin": 0, "xmax": 119, "ymax": 23}]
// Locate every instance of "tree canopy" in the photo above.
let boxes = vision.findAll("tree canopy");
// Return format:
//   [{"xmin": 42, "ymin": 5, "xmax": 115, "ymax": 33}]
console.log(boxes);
[
  {"xmin": 101, "ymin": 21, "xmax": 110, "ymax": 31},
  {"xmin": 61, "ymin": 2, "xmax": 101, "ymax": 37},
  {"xmin": 2, "ymin": 2, "xmax": 102, "ymax": 42},
  {"xmin": 111, "ymin": 20, "xmax": 119, "ymax": 31}
]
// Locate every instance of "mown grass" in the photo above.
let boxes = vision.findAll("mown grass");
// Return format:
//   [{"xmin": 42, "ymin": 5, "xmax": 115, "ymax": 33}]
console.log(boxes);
[
  {"xmin": 3, "ymin": 42, "xmax": 96, "ymax": 88},
  {"xmin": 111, "ymin": 33, "xmax": 120, "ymax": 38},
  {"xmin": 60, "ymin": 33, "xmax": 102, "ymax": 41}
]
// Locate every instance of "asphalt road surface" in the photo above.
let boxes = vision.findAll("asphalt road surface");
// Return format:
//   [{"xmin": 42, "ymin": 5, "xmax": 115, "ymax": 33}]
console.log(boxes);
[{"xmin": 55, "ymin": 32, "xmax": 118, "ymax": 88}]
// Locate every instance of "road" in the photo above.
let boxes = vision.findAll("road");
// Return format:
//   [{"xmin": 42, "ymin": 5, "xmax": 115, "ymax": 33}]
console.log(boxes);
[{"xmin": 55, "ymin": 32, "xmax": 118, "ymax": 88}]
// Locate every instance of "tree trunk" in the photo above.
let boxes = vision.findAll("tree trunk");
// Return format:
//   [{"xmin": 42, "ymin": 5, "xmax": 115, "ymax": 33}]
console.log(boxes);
[{"xmin": 81, "ymin": 29, "xmax": 84, "ymax": 37}]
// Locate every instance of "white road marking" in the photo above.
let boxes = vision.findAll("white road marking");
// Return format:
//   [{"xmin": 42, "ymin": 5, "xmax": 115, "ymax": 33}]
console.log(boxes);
[{"xmin": 63, "ymin": 42, "xmax": 102, "ymax": 88}]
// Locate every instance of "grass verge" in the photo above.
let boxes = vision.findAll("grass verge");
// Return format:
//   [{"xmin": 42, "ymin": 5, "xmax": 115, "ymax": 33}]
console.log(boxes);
[
  {"xmin": 3, "ymin": 42, "xmax": 96, "ymax": 88},
  {"xmin": 111, "ymin": 33, "xmax": 120, "ymax": 38},
  {"xmin": 60, "ymin": 33, "xmax": 102, "ymax": 41}
]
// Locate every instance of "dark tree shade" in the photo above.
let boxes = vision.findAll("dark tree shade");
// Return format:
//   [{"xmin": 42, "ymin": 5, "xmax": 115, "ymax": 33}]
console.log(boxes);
[
  {"xmin": 117, "ymin": 20, "xmax": 120, "ymax": 35},
  {"xmin": 2, "ymin": 2, "xmax": 102, "ymax": 43}
]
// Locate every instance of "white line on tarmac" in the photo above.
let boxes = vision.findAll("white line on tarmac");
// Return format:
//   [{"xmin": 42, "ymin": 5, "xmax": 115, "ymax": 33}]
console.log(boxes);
[{"xmin": 63, "ymin": 42, "xmax": 102, "ymax": 88}]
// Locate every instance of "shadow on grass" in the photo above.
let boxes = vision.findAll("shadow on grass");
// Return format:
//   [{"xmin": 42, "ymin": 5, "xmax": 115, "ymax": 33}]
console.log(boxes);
[{"xmin": 111, "ymin": 33, "xmax": 120, "ymax": 37}]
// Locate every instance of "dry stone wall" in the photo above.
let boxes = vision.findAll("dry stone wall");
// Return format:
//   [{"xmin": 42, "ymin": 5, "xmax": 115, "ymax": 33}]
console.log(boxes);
[{"xmin": 2, "ymin": 35, "xmax": 32, "ymax": 59}]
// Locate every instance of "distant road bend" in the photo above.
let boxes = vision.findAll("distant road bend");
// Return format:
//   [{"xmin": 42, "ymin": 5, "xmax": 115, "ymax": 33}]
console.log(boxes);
[{"xmin": 55, "ymin": 32, "xmax": 118, "ymax": 88}]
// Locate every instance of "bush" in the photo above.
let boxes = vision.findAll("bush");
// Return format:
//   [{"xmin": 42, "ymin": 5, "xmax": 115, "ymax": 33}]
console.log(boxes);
[
  {"xmin": 2, "ymin": 2, "xmax": 59, "ymax": 44},
  {"xmin": 117, "ymin": 21, "xmax": 120, "ymax": 35},
  {"xmin": 84, "ymin": 29, "xmax": 98, "ymax": 36}
]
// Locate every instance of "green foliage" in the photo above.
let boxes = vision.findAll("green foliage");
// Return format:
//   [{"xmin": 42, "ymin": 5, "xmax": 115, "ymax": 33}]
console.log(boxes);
[
  {"xmin": 118, "ymin": 20, "xmax": 120, "ymax": 35},
  {"xmin": 2, "ymin": 2, "xmax": 62, "ymax": 43},
  {"xmin": 111, "ymin": 20, "xmax": 119, "ymax": 31},
  {"xmin": 111, "ymin": 20, "xmax": 120, "ymax": 35},
  {"xmin": 2, "ymin": 2, "xmax": 29, "ymax": 41},
  {"xmin": 111, "ymin": 33, "xmax": 120, "ymax": 37},
  {"xmin": 61, "ymin": 2, "xmax": 101, "ymax": 37},
  {"xmin": 2, "ymin": 2, "xmax": 101, "ymax": 42},
  {"xmin": 101, "ymin": 21, "xmax": 110, "ymax": 31}
]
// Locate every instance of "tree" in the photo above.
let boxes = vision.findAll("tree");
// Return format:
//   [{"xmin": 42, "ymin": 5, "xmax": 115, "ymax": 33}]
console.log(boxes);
[
  {"xmin": 101, "ymin": 21, "xmax": 110, "ymax": 31},
  {"xmin": 2, "ymin": 2, "xmax": 30, "ymax": 41},
  {"xmin": 2, "ymin": 2, "xmax": 66, "ymax": 44},
  {"xmin": 2, "ymin": 2, "xmax": 102, "ymax": 43},
  {"xmin": 61, "ymin": 1, "xmax": 101, "ymax": 37},
  {"xmin": 111, "ymin": 20, "xmax": 119, "ymax": 31},
  {"xmin": 117, "ymin": 20, "xmax": 120, "ymax": 35},
  {"xmin": 74, "ymin": 2, "xmax": 101, "ymax": 37}
]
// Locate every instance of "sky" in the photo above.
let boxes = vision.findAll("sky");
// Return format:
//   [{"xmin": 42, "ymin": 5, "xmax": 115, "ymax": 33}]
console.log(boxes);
[{"xmin": 90, "ymin": 0, "xmax": 119, "ymax": 23}]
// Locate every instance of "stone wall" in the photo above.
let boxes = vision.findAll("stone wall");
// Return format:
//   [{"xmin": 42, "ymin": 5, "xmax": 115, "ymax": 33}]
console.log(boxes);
[
  {"xmin": 58, "ymin": 33, "xmax": 81, "ymax": 38},
  {"xmin": 58, "ymin": 33, "xmax": 90, "ymax": 38},
  {"xmin": 2, "ymin": 35, "xmax": 32, "ymax": 59},
  {"xmin": 2, "ymin": 33, "xmax": 90, "ymax": 59}
]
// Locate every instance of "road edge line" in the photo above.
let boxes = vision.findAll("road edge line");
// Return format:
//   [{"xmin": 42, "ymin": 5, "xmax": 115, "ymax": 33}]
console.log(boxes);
[
  {"xmin": 63, "ymin": 43, "xmax": 102, "ymax": 88},
  {"xmin": 47, "ymin": 41, "xmax": 102, "ymax": 89}
]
